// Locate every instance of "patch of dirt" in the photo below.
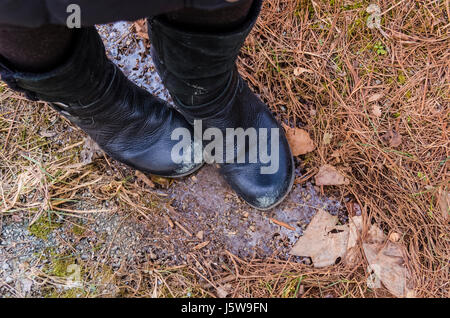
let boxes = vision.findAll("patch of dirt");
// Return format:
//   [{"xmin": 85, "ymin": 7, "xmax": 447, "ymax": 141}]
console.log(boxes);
[{"xmin": 166, "ymin": 165, "xmax": 343, "ymax": 259}]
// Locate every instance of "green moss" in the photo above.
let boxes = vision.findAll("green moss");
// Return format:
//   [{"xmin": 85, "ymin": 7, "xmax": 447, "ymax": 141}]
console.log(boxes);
[
  {"xmin": 28, "ymin": 215, "xmax": 62, "ymax": 240},
  {"xmin": 405, "ymin": 90, "xmax": 412, "ymax": 99},
  {"xmin": 51, "ymin": 255, "xmax": 76, "ymax": 277},
  {"xmin": 342, "ymin": 2, "xmax": 364, "ymax": 10},
  {"xmin": 45, "ymin": 288, "xmax": 87, "ymax": 298},
  {"xmin": 41, "ymin": 254, "xmax": 118, "ymax": 298},
  {"xmin": 398, "ymin": 72, "xmax": 407, "ymax": 85},
  {"xmin": 347, "ymin": 18, "xmax": 364, "ymax": 37},
  {"xmin": 41, "ymin": 248, "xmax": 78, "ymax": 278},
  {"xmin": 373, "ymin": 41, "xmax": 387, "ymax": 55},
  {"xmin": 72, "ymin": 222, "xmax": 86, "ymax": 236}
]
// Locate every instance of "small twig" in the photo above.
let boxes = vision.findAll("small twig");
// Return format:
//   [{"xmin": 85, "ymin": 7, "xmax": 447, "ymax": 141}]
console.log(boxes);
[
  {"xmin": 269, "ymin": 218, "xmax": 296, "ymax": 231},
  {"xmin": 174, "ymin": 221, "xmax": 193, "ymax": 237}
]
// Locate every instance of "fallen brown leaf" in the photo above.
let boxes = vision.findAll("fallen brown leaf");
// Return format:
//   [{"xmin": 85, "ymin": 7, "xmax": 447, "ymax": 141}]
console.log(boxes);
[
  {"xmin": 315, "ymin": 164, "xmax": 350, "ymax": 186},
  {"xmin": 372, "ymin": 104, "xmax": 382, "ymax": 117},
  {"xmin": 290, "ymin": 209, "xmax": 349, "ymax": 267},
  {"xmin": 388, "ymin": 232, "xmax": 401, "ymax": 242},
  {"xmin": 344, "ymin": 215, "xmax": 363, "ymax": 266},
  {"xmin": 344, "ymin": 215, "xmax": 415, "ymax": 297},
  {"xmin": 196, "ymin": 231, "xmax": 204, "ymax": 240},
  {"xmin": 381, "ymin": 129, "xmax": 402, "ymax": 147},
  {"xmin": 294, "ymin": 67, "xmax": 313, "ymax": 76},
  {"xmin": 133, "ymin": 19, "xmax": 149, "ymax": 40},
  {"xmin": 368, "ymin": 93, "xmax": 384, "ymax": 103},
  {"xmin": 363, "ymin": 241, "xmax": 415, "ymax": 298},
  {"xmin": 216, "ymin": 284, "xmax": 232, "ymax": 298},
  {"xmin": 323, "ymin": 132, "xmax": 333, "ymax": 145},
  {"xmin": 39, "ymin": 130, "xmax": 57, "ymax": 138},
  {"xmin": 283, "ymin": 124, "xmax": 315, "ymax": 156},
  {"xmin": 80, "ymin": 137, "xmax": 102, "ymax": 165},
  {"xmin": 193, "ymin": 241, "xmax": 210, "ymax": 251}
]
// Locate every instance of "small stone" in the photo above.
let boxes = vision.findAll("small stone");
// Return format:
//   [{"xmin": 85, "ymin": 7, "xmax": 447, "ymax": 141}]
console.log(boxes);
[
  {"xmin": 196, "ymin": 231, "xmax": 204, "ymax": 240},
  {"xmin": 20, "ymin": 278, "xmax": 33, "ymax": 293}
]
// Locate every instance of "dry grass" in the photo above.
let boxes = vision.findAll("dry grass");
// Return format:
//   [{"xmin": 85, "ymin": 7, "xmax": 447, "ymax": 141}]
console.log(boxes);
[{"xmin": 0, "ymin": 0, "xmax": 448, "ymax": 298}]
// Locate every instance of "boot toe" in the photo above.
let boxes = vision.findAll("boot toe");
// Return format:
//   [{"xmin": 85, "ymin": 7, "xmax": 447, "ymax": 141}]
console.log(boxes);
[{"xmin": 221, "ymin": 154, "xmax": 294, "ymax": 210}]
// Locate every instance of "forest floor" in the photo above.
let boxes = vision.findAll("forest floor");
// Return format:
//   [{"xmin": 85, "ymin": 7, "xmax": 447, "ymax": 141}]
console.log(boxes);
[{"xmin": 0, "ymin": 0, "xmax": 448, "ymax": 298}]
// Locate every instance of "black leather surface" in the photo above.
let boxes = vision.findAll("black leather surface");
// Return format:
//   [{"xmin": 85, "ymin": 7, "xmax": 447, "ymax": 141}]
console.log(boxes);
[
  {"xmin": 0, "ymin": 27, "xmax": 202, "ymax": 177},
  {"xmin": 149, "ymin": 0, "xmax": 295, "ymax": 209}
]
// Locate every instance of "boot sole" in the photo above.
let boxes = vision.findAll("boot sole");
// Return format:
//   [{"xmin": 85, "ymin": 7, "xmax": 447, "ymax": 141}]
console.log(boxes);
[
  {"xmin": 153, "ymin": 161, "xmax": 205, "ymax": 179},
  {"xmin": 245, "ymin": 156, "xmax": 296, "ymax": 211}
]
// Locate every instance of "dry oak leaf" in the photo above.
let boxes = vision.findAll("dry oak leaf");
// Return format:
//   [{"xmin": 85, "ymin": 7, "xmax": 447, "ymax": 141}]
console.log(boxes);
[
  {"xmin": 135, "ymin": 170, "xmax": 155, "ymax": 188},
  {"xmin": 133, "ymin": 19, "xmax": 149, "ymax": 40},
  {"xmin": 283, "ymin": 124, "xmax": 315, "ymax": 156},
  {"xmin": 344, "ymin": 215, "xmax": 389, "ymax": 265},
  {"xmin": 381, "ymin": 129, "xmax": 402, "ymax": 147},
  {"xmin": 323, "ymin": 132, "xmax": 333, "ymax": 145},
  {"xmin": 294, "ymin": 67, "xmax": 313, "ymax": 76},
  {"xmin": 363, "ymin": 241, "xmax": 415, "ymax": 298},
  {"xmin": 290, "ymin": 209, "xmax": 349, "ymax": 268},
  {"xmin": 368, "ymin": 93, "xmax": 384, "ymax": 103},
  {"xmin": 216, "ymin": 284, "xmax": 232, "ymax": 298},
  {"xmin": 315, "ymin": 164, "xmax": 350, "ymax": 186},
  {"xmin": 344, "ymin": 215, "xmax": 363, "ymax": 266},
  {"xmin": 80, "ymin": 137, "xmax": 102, "ymax": 165},
  {"xmin": 346, "ymin": 216, "xmax": 415, "ymax": 297}
]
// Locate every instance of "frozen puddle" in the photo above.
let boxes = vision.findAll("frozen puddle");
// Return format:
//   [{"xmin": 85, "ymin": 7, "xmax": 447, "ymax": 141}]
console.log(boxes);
[
  {"xmin": 167, "ymin": 165, "xmax": 343, "ymax": 259},
  {"xmin": 97, "ymin": 22, "xmax": 171, "ymax": 101}
]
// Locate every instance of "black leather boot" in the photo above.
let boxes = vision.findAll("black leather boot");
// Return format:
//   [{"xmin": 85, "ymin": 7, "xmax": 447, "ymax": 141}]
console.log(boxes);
[
  {"xmin": 149, "ymin": 0, "xmax": 294, "ymax": 209},
  {"xmin": 0, "ymin": 27, "xmax": 202, "ymax": 178}
]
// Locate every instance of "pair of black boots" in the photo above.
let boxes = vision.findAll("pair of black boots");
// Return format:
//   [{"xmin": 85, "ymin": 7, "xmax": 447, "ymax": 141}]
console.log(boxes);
[{"xmin": 0, "ymin": 3, "xmax": 294, "ymax": 210}]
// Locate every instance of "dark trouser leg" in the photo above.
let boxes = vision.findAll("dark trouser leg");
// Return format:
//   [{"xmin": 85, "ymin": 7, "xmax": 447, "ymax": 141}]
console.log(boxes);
[
  {"xmin": 0, "ymin": 0, "xmax": 253, "ymax": 72},
  {"xmin": 0, "ymin": 26, "xmax": 202, "ymax": 177},
  {"xmin": 164, "ymin": 0, "xmax": 254, "ymax": 31},
  {"xmin": 153, "ymin": 0, "xmax": 254, "ymax": 106},
  {"xmin": 0, "ymin": 24, "xmax": 74, "ymax": 72}
]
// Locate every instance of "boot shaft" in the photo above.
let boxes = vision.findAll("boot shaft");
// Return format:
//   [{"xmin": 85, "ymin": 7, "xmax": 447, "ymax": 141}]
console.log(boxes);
[{"xmin": 148, "ymin": 0, "xmax": 262, "ymax": 112}]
